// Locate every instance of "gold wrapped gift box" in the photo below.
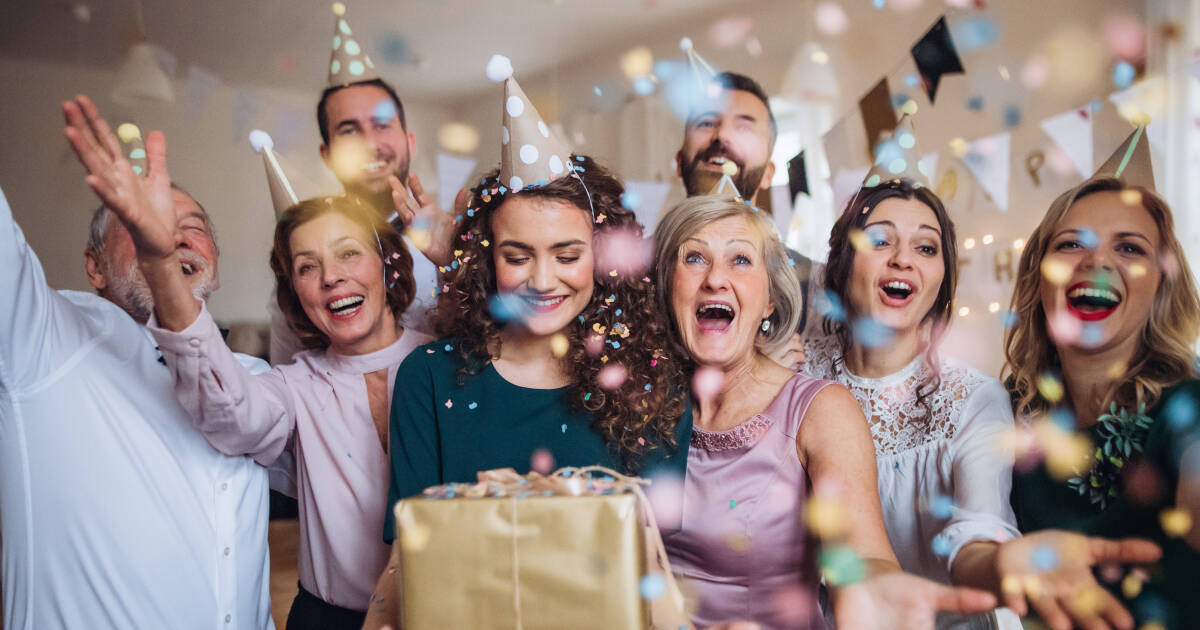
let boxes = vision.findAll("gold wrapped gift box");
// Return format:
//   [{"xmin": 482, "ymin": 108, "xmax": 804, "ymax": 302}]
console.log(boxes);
[{"xmin": 394, "ymin": 467, "xmax": 690, "ymax": 630}]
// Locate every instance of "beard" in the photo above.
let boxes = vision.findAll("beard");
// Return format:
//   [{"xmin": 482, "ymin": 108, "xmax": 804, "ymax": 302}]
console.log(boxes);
[
  {"xmin": 103, "ymin": 251, "xmax": 215, "ymax": 323},
  {"xmin": 681, "ymin": 139, "xmax": 768, "ymax": 201}
]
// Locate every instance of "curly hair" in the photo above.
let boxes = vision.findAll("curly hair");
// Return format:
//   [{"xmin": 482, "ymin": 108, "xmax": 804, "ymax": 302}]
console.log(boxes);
[
  {"xmin": 822, "ymin": 181, "xmax": 959, "ymax": 416},
  {"xmin": 270, "ymin": 195, "xmax": 415, "ymax": 351},
  {"xmin": 431, "ymin": 156, "xmax": 685, "ymax": 470},
  {"xmin": 1003, "ymin": 178, "xmax": 1200, "ymax": 417}
]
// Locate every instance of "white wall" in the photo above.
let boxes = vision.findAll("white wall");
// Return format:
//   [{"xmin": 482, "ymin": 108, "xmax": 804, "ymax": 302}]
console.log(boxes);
[{"xmin": 0, "ymin": 57, "xmax": 453, "ymax": 324}]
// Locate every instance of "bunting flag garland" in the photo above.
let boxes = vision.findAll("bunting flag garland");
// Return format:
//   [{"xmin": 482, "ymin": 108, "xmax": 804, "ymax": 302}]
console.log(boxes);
[
  {"xmin": 1039, "ymin": 106, "xmax": 1093, "ymax": 178},
  {"xmin": 622, "ymin": 180, "xmax": 671, "ymax": 233},
  {"xmin": 787, "ymin": 150, "xmax": 809, "ymax": 199},
  {"xmin": 910, "ymin": 16, "xmax": 964, "ymax": 104},
  {"xmin": 961, "ymin": 131, "xmax": 1011, "ymax": 211},
  {"xmin": 859, "ymin": 78, "xmax": 898, "ymax": 155},
  {"xmin": 186, "ymin": 65, "xmax": 221, "ymax": 118}
]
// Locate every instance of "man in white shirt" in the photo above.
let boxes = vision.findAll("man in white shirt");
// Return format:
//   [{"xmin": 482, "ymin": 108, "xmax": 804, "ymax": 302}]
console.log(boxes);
[{"xmin": 0, "ymin": 97, "xmax": 274, "ymax": 629}]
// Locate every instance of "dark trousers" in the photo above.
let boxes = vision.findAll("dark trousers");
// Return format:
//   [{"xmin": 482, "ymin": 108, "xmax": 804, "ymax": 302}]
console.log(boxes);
[{"xmin": 285, "ymin": 582, "xmax": 366, "ymax": 630}]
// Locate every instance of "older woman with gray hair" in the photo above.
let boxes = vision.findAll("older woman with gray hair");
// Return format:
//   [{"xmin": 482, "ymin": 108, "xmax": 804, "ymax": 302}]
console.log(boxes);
[{"xmin": 651, "ymin": 192, "xmax": 999, "ymax": 629}]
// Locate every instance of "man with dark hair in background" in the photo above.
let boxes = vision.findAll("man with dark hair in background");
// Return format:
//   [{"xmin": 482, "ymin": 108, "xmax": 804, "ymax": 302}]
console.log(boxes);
[
  {"xmin": 269, "ymin": 10, "xmax": 459, "ymax": 364},
  {"xmin": 677, "ymin": 71, "xmax": 819, "ymax": 365}
]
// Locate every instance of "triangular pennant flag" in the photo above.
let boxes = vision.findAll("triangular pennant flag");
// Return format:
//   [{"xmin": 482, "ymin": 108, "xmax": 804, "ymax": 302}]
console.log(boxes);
[
  {"xmin": 186, "ymin": 65, "xmax": 220, "ymax": 118},
  {"xmin": 622, "ymin": 180, "xmax": 672, "ymax": 233},
  {"xmin": 1091, "ymin": 125, "xmax": 1155, "ymax": 190},
  {"xmin": 832, "ymin": 167, "xmax": 870, "ymax": 212},
  {"xmin": 1039, "ymin": 106, "xmax": 1093, "ymax": 178},
  {"xmin": 910, "ymin": 16, "xmax": 964, "ymax": 104},
  {"xmin": 859, "ymin": 78, "xmax": 898, "ymax": 156},
  {"xmin": 327, "ymin": 3, "xmax": 379, "ymax": 87},
  {"xmin": 487, "ymin": 56, "xmax": 574, "ymax": 192},
  {"xmin": 861, "ymin": 115, "xmax": 932, "ymax": 189},
  {"xmin": 922, "ymin": 152, "xmax": 940, "ymax": 184},
  {"xmin": 436, "ymin": 153, "xmax": 477, "ymax": 209},
  {"xmin": 769, "ymin": 184, "xmax": 794, "ymax": 240},
  {"xmin": 249, "ymin": 130, "xmax": 300, "ymax": 218},
  {"xmin": 709, "ymin": 173, "xmax": 743, "ymax": 201},
  {"xmin": 961, "ymin": 132, "xmax": 1011, "ymax": 211},
  {"xmin": 231, "ymin": 87, "xmax": 265, "ymax": 145},
  {"xmin": 787, "ymin": 150, "xmax": 809, "ymax": 199}
]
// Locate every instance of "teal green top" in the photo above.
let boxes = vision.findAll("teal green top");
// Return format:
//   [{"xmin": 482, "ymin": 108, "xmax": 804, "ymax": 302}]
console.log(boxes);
[
  {"xmin": 1011, "ymin": 378, "xmax": 1200, "ymax": 630},
  {"xmin": 384, "ymin": 340, "xmax": 692, "ymax": 541}
]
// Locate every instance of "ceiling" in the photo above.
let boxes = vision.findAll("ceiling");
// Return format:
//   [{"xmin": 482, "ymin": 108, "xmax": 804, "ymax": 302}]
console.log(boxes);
[{"xmin": 0, "ymin": 0, "xmax": 755, "ymax": 99}]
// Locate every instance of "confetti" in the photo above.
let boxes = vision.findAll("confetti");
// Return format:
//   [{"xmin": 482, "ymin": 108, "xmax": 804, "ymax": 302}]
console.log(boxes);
[
  {"xmin": 692, "ymin": 366, "xmax": 724, "ymax": 400},
  {"xmin": 1159, "ymin": 508, "xmax": 1193, "ymax": 537},
  {"xmin": 1037, "ymin": 373, "xmax": 1064, "ymax": 403},
  {"xmin": 1112, "ymin": 61, "xmax": 1136, "ymax": 89},
  {"xmin": 852, "ymin": 316, "xmax": 893, "ymax": 349},
  {"xmin": 489, "ymin": 293, "xmax": 531, "ymax": 323},
  {"xmin": 1031, "ymin": 545, "xmax": 1058, "ymax": 570},
  {"xmin": 561, "ymin": 423, "xmax": 568, "ymax": 433},
  {"xmin": 814, "ymin": 2, "xmax": 848, "ymax": 35},
  {"xmin": 1040, "ymin": 258, "xmax": 1073, "ymax": 285},
  {"xmin": 729, "ymin": 499, "xmax": 737, "ymax": 509},
  {"xmin": 530, "ymin": 449, "xmax": 555, "ymax": 474},
  {"xmin": 638, "ymin": 574, "xmax": 666, "ymax": 600},
  {"xmin": 468, "ymin": 402, "xmax": 478, "ymax": 410},
  {"xmin": 550, "ymin": 333, "xmax": 569, "ymax": 358},
  {"xmin": 931, "ymin": 534, "xmax": 954, "ymax": 556},
  {"xmin": 929, "ymin": 494, "xmax": 954, "ymax": 519},
  {"xmin": 444, "ymin": 399, "xmax": 453, "ymax": 409},
  {"xmin": 598, "ymin": 363, "xmax": 628, "ymax": 390},
  {"xmin": 820, "ymin": 545, "xmax": 866, "ymax": 585}
]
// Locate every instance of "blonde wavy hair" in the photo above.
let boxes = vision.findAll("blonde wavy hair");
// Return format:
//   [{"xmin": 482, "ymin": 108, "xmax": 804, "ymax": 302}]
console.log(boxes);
[{"xmin": 1003, "ymin": 178, "xmax": 1200, "ymax": 417}]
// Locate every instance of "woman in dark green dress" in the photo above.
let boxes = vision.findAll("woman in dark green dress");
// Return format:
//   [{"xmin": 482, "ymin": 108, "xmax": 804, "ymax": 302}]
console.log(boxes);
[
  {"xmin": 1003, "ymin": 138, "xmax": 1200, "ymax": 630},
  {"xmin": 362, "ymin": 68, "xmax": 691, "ymax": 628}
]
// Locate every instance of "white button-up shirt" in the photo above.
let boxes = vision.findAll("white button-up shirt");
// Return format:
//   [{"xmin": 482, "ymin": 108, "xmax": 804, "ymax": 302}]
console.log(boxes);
[{"xmin": 0, "ymin": 187, "xmax": 275, "ymax": 630}]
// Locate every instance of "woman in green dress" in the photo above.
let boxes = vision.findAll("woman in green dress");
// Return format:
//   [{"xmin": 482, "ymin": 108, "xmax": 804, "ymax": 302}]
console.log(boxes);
[{"xmin": 1004, "ymin": 161, "xmax": 1200, "ymax": 630}]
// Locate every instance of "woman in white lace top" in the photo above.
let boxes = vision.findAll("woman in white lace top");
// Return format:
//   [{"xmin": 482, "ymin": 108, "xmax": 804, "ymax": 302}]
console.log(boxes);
[
  {"xmin": 804, "ymin": 165, "xmax": 1161, "ymax": 629},
  {"xmin": 802, "ymin": 176, "xmax": 1020, "ymax": 586}
]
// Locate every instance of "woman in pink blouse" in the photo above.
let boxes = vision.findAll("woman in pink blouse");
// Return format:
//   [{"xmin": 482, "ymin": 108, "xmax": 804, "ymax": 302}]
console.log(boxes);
[{"xmin": 64, "ymin": 97, "xmax": 430, "ymax": 629}]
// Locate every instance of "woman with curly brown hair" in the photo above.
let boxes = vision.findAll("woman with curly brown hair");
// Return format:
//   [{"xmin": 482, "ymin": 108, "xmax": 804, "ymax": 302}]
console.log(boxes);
[
  {"xmin": 380, "ymin": 152, "xmax": 690, "ymax": 512},
  {"xmin": 1005, "ymin": 127, "xmax": 1200, "ymax": 630}
]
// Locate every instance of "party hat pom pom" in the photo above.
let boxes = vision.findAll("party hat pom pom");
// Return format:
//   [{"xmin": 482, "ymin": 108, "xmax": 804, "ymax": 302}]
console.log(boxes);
[
  {"xmin": 248, "ymin": 129, "xmax": 274, "ymax": 153},
  {"xmin": 486, "ymin": 54, "xmax": 513, "ymax": 83},
  {"xmin": 332, "ymin": 2, "xmax": 345, "ymax": 16},
  {"xmin": 679, "ymin": 37, "xmax": 694, "ymax": 52}
]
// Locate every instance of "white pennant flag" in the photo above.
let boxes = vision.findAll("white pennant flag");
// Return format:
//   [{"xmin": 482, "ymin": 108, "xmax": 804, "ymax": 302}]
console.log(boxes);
[
  {"xmin": 831, "ymin": 167, "xmax": 870, "ymax": 213},
  {"xmin": 1039, "ymin": 106, "xmax": 1093, "ymax": 178},
  {"xmin": 186, "ymin": 65, "xmax": 221, "ymax": 117},
  {"xmin": 622, "ymin": 180, "xmax": 672, "ymax": 233},
  {"xmin": 436, "ymin": 153, "xmax": 477, "ymax": 209},
  {"xmin": 231, "ymin": 87, "xmax": 265, "ymax": 145},
  {"xmin": 962, "ymin": 132, "xmax": 1011, "ymax": 211}
]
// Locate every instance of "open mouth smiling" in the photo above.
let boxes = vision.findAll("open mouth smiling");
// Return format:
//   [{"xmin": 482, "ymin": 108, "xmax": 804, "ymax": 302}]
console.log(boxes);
[
  {"xmin": 878, "ymin": 279, "xmax": 915, "ymax": 307},
  {"xmin": 695, "ymin": 301, "xmax": 735, "ymax": 333},
  {"xmin": 326, "ymin": 295, "xmax": 365, "ymax": 320},
  {"xmin": 1065, "ymin": 282, "xmax": 1122, "ymax": 321}
]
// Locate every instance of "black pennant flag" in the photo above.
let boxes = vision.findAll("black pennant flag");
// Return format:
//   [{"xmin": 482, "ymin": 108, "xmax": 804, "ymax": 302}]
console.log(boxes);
[
  {"xmin": 911, "ymin": 16, "xmax": 964, "ymax": 104},
  {"xmin": 787, "ymin": 150, "xmax": 809, "ymax": 199}
]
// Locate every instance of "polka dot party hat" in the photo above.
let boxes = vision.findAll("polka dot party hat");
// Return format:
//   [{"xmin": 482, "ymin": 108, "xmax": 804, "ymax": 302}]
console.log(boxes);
[
  {"xmin": 115, "ymin": 123, "xmax": 148, "ymax": 176},
  {"xmin": 487, "ymin": 54, "xmax": 574, "ymax": 193},
  {"xmin": 327, "ymin": 3, "xmax": 379, "ymax": 87},
  {"xmin": 859, "ymin": 114, "xmax": 931, "ymax": 190},
  {"xmin": 1090, "ymin": 124, "xmax": 1155, "ymax": 191}
]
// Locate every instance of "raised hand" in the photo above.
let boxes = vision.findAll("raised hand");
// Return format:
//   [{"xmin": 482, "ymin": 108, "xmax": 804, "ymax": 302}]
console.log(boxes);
[
  {"xmin": 995, "ymin": 530, "xmax": 1161, "ymax": 630},
  {"xmin": 389, "ymin": 173, "xmax": 464, "ymax": 267},
  {"xmin": 62, "ymin": 95, "xmax": 177, "ymax": 262},
  {"xmin": 834, "ymin": 572, "xmax": 997, "ymax": 630}
]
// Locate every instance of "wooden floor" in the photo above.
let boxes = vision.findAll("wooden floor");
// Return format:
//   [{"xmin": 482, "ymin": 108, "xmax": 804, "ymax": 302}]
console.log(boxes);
[{"xmin": 269, "ymin": 519, "xmax": 301, "ymax": 630}]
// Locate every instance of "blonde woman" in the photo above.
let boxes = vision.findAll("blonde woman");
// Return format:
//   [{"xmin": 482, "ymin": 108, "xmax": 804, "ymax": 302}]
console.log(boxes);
[{"xmin": 1005, "ymin": 174, "xmax": 1200, "ymax": 630}]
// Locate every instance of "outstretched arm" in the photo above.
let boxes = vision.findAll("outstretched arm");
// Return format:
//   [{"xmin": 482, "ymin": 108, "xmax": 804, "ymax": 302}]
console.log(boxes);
[
  {"xmin": 799, "ymin": 385, "xmax": 998, "ymax": 628},
  {"xmin": 62, "ymin": 94, "xmax": 199, "ymax": 332}
]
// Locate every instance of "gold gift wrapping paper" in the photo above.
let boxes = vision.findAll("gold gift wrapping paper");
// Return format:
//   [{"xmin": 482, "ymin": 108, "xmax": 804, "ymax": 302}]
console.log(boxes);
[{"xmin": 395, "ymin": 492, "xmax": 648, "ymax": 630}]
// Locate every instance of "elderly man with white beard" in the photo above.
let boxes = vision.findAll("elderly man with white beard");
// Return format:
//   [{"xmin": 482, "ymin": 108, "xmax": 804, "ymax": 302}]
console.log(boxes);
[{"xmin": 0, "ymin": 95, "xmax": 275, "ymax": 629}]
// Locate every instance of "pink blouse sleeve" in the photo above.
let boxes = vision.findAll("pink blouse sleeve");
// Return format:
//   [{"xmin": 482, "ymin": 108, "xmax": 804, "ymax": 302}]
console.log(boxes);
[{"xmin": 149, "ymin": 303, "xmax": 296, "ymax": 466}]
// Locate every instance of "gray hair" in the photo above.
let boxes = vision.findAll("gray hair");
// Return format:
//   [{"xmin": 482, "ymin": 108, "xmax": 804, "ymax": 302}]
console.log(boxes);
[
  {"xmin": 652, "ymin": 195, "xmax": 802, "ymax": 358},
  {"xmin": 85, "ymin": 183, "xmax": 219, "ymax": 256}
]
